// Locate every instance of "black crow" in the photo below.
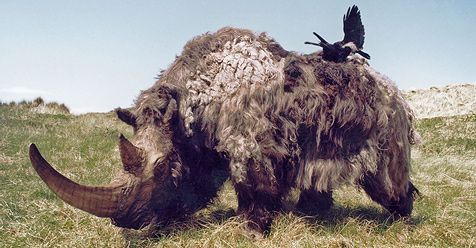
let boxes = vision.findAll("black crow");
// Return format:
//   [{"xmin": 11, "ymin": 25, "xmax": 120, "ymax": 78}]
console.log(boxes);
[{"xmin": 305, "ymin": 5, "xmax": 371, "ymax": 62}]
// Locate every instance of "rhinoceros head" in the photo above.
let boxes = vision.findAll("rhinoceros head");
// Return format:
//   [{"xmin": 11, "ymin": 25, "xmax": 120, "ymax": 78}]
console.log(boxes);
[{"xmin": 29, "ymin": 87, "xmax": 184, "ymax": 229}]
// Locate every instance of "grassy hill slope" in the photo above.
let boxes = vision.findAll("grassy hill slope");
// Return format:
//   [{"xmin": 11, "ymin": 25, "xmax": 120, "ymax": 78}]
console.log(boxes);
[{"xmin": 0, "ymin": 103, "xmax": 475, "ymax": 247}]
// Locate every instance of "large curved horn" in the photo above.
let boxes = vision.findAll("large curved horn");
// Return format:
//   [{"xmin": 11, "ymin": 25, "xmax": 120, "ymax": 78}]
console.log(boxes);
[{"xmin": 29, "ymin": 143, "xmax": 126, "ymax": 218}]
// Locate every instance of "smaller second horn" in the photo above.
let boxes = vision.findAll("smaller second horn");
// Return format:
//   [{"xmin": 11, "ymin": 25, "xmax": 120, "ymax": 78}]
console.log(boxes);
[{"xmin": 119, "ymin": 134, "xmax": 143, "ymax": 174}]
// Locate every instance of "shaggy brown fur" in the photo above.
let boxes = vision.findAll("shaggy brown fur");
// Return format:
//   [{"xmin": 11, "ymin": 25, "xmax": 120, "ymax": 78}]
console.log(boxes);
[
  {"xmin": 30, "ymin": 27, "xmax": 418, "ymax": 235},
  {"xmin": 125, "ymin": 27, "xmax": 419, "ymax": 233}
]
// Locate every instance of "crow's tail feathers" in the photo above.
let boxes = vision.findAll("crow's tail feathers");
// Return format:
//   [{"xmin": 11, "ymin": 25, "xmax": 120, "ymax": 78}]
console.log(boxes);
[{"xmin": 356, "ymin": 50, "xmax": 371, "ymax": 59}]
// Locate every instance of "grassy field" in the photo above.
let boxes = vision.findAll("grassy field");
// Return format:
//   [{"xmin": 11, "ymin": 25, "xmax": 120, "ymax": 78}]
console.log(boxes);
[{"xmin": 1, "ymin": 102, "xmax": 475, "ymax": 247}]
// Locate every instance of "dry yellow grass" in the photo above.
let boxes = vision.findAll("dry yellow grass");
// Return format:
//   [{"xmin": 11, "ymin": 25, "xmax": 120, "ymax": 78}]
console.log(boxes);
[{"xmin": 1, "ymin": 103, "xmax": 475, "ymax": 247}]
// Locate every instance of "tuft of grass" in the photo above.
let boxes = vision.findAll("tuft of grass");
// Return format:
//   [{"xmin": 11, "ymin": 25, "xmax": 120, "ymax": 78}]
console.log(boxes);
[
  {"xmin": 1, "ymin": 97, "xmax": 70, "ymax": 114},
  {"xmin": 0, "ymin": 104, "xmax": 475, "ymax": 247}
]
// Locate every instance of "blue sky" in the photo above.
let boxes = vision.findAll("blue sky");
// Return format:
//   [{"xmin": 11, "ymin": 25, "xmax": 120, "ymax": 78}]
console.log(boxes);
[{"xmin": 1, "ymin": 1, "xmax": 475, "ymax": 113}]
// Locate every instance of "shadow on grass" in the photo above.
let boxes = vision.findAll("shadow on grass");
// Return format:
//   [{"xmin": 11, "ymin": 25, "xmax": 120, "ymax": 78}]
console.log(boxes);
[
  {"xmin": 121, "ymin": 207, "xmax": 237, "ymax": 242},
  {"xmin": 121, "ymin": 204, "xmax": 424, "ymax": 243},
  {"xmin": 297, "ymin": 204, "xmax": 425, "ymax": 234}
]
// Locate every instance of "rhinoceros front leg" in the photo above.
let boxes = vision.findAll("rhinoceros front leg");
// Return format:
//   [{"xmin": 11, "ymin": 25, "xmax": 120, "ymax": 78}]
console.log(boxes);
[
  {"xmin": 296, "ymin": 189, "xmax": 333, "ymax": 215},
  {"xmin": 230, "ymin": 158, "xmax": 282, "ymax": 235},
  {"xmin": 234, "ymin": 184, "xmax": 282, "ymax": 235}
]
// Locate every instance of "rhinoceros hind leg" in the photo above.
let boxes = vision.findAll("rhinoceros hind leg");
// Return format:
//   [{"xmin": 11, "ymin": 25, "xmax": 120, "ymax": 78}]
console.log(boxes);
[{"xmin": 360, "ymin": 175, "xmax": 418, "ymax": 218}]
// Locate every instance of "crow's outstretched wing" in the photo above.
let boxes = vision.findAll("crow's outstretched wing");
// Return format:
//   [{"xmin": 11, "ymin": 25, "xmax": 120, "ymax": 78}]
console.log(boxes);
[{"xmin": 343, "ymin": 5, "xmax": 365, "ymax": 49}]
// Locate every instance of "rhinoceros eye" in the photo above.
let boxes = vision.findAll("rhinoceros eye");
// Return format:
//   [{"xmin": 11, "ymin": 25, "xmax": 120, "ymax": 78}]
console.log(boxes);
[
  {"xmin": 154, "ymin": 156, "xmax": 167, "ymax": 166},
  {"xmin": 153, "ymin": 157, "xmax": 170, "ymax": 181}
]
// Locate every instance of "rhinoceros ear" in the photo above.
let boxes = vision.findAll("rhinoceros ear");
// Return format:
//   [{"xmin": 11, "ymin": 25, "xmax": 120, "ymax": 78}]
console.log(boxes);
[
  {"xmin": 162, "ymin": 99, "xmax": 177, "ymax": 124},
  {"xmin": 115, "ymin": 108, "xmax": 137, "ymax": 127},
  {"xmin": 119, "ymin": 134, "xmax": 143, "ymax": 175},
  {"xmin": 160, "ymin": 82, "xmax": 180, "ymax": 99}
]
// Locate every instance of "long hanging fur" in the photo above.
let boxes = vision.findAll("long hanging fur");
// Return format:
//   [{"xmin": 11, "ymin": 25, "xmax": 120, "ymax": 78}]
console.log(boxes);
[{"xmin": 134, "ymin": 27, "xmax": 418, "ymax": 231}]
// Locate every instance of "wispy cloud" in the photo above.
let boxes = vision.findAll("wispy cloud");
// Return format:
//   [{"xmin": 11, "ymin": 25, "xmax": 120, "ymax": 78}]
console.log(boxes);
[
  {"xmin": 0, "ymin": 86, "xmax": 51, "ymax": 103},
  {"xmin": 0, "ymin": 87, "xmax": 50, "ymax": 96}
]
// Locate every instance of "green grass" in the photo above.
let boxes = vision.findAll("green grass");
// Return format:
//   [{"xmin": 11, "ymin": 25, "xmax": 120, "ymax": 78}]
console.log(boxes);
[
  {"xmin": 1, "ymin": 103, "xmax": 475, "ymax": 247},
  {"xmin": 415, "ymin": 115, "xmax": 476, "ymax": 156}
]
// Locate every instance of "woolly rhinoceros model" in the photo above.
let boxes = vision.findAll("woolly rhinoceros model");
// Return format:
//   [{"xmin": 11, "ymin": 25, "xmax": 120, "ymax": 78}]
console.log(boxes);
[{"xmin": 29, "ymin": 27, "xmax": 419, "ymax": 235}]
